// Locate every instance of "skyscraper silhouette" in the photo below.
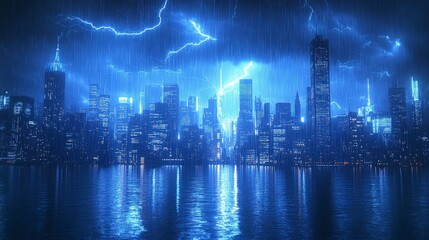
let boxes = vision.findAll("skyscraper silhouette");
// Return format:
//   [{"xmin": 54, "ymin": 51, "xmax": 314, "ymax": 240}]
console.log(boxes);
[{"xmin": 308, "ymin": 35, "xmax": 331, "ymax": 163}]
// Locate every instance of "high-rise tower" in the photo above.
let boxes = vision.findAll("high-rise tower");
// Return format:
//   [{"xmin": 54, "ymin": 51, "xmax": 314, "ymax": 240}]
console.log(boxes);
[
  {"xmin": 41, "ymin": 40, "xmax": 66, "ymax": 162},
  {"xmin": 308, "ymin": 35, "xmax": 331, "ymax": 162}
]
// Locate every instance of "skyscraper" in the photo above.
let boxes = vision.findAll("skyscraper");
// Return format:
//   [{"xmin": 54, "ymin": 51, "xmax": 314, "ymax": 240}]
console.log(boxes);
[
  {"xmin": 163, "ymin": 84, "xmax": 180, "ymax": 158},
  {"xmin": 308, "ymin": 35, "xmax": 331, "ymax": 162},
  {"xmin": 88, "ymin": 84, "xmax": 100, "ymax": 122},
  {"xmin": 98, "ymin": 95, "xmax": 111, "ymax": 164},
  {"xmin": 115, "ymin": 97, "xmax": 130, "ymax": 163},
  {"xmin": 411, "ymin": 77, "xmax": 422, "ymax": 129},
  {"xmin": 7, "ymin": 96, "xmax": 35, "ymax": 161},
  {"xmin": 42, "ymin": 41, "xmax": 65, "ymax": 162},
  {"xmin": 389, "ymin": 87, "xmax": 408, "ymax": 159},
  {"xmin": 295, "ymin": 92, "xmax": 301, "ymax": 121},
  {"xmin": 188, "ymin": 96, "xmax": 198, "ymax": 125},
  {"xmin": 237, "ymin": 79, "xmax": 255, "ymax": 164},
  {"xmin": 255, "ymin": 96, "xmax": 263, "ymax": 131}
]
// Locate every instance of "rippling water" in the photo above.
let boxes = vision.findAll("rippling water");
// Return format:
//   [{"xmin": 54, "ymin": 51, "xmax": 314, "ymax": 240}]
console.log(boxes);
[{"xmin": 0, "ymin": 165, "xmax": 428, "ymax": 239}]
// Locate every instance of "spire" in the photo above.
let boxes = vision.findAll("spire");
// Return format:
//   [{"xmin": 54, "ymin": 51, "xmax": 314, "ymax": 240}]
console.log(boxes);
[
  {"xmin": 367, "ymin": 78, "xmax": 371, "ymax": 107},
  {"xmin": 50, "ymin": 37, "xmax": 63, "ymax": 72}
]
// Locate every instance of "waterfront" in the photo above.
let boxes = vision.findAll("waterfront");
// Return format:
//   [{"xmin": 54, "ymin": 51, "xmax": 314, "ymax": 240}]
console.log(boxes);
[{"xmin": 0, "ymin": 165, "xmax": 428, "ymax": 239}]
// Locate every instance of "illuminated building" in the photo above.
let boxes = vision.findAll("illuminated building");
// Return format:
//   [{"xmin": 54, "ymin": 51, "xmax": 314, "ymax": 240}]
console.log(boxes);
[
  {"xmin": 88, "ymin": 84, "xmax": 100, "ymax": 121},
  {"xmin": 347, "ymin": 112, "xmax": 365, "ymax": 164},
  {"xmin": 147, "ymin": 103, "xmax": 169, "ymax": 163},
  {"xmin": 163, "ymin": 84, "xmax": 180, "ymax": 158},
  {"xmin": 411, "ymin": 77, "xmax": 422, "ymax": 128},
  {"xmin": 98, "ymin": 95, "xmax": 111, "ymax": 164},
  {"xmin": 6, "ymin": 96, "xmax": 35, "ymax": 161},
  {"xmin": 388, "ymin": 87, "xmax": 408, "ymax": 149},
  {"xmin": 295, "ymin": 92, "xmax": 301, "ymax": 121},
  {"xmin": 188, "ymin": 96, "xmax": 199, "ymax": 126},
  {"xmin": 255, "ymin": 96, "xmax": 263, "ymax": 132},
  {"xmin": 272, "ymin": 103, "xmax": 288, "ymax": 164},
  {"xmin": 203, "ymin": 97, "xmax": 223, "ymax": 163},
  {"xmin": 64, "ymin": 112, "xmax": 87, "ymax": 163},
  {"xmin": 237, "ymin": 79, "xmax": 255, "ymax": 164},
  {"xmin": 86, "ymin": 84, "xmax": 101, "ymax": 162},
  {"xmin": 128, "ymin": 114, "xmax": 147, "ymax": 165},
  {"xmin": 41, "ymin": 41, "xmax": 66, "ymax": 162},
  {"xmin": 0, "ymin": 90, "xmax": 10, "ymax": 111},
  {"xmin": 180, "ymin": 125, "xmax": 206, "ymax": 165},
  {"xmin": 115, "ymin": 96, "xmax": 131, "ymax": 163},
  {"xmin": 308, "ymin": 35, "xmax": 331, "ymax": 163},
  {"xmin": 258, "ymin": 103, "xmax": 271, "ymax": 164}
]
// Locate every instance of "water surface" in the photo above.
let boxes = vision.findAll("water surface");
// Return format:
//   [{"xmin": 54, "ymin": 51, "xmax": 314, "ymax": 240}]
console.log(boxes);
[{"xmin": 0, "ymin": 165, "xmax": 428, "ymax": 239}]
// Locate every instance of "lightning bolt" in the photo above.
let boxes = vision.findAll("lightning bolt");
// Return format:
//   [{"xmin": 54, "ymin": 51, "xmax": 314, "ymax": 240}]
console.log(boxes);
[
  {"xmin": 218, "ymin": 61, "xmax": 253, "ymax": 96},
  {"xmin": 65, "ymin": 0, "xmax": 168, "ymax": 36},
  {"xmin": 164, "ymin": 20, "xmax": 216, "ymax": 61},
  {"xmin": 302, "ymin": 0, "xmax": 315, "ymax": 33},
  {"xmin": 337, "ymin": 60, "xmax": 358, "ymax": 70},
  {"xmin": 331, "ymin": 101, "xmax": 343, "ymax": 110}
]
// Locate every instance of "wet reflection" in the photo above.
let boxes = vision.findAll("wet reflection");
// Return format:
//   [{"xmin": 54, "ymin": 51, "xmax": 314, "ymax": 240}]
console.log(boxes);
[{"xmin": 0, "ymin": 165, "xmax": 428, "ymax": 239}]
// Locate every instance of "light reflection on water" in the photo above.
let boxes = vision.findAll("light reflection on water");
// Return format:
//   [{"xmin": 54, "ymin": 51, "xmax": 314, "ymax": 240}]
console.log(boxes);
[{"xmin": 0, "ymin": 165, "xmax": 428, "ymax": 239}]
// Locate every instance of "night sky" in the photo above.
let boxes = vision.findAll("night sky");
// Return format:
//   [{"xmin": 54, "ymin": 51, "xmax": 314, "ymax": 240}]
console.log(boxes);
[{"xmin": 1, "ymin": 0, "xmax": 428, "ymax": 123}]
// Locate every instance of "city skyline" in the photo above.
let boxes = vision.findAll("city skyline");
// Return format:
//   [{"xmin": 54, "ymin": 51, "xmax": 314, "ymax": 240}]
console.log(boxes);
[{"xmin": 1, "ymin": 0, "xmax": 429, "ymax": 123}]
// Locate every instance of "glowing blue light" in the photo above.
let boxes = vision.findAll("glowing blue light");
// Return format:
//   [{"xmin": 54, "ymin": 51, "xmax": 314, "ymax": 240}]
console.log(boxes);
[
  {"xmin": 164, "ymin": 20, "xmax": 216, "ymax": 61},
  {"xmin": 218, "ymin": 61, "xmax": 253, "ymax": 96},
  {"xmin": 66, "ymin": 0, "xmax": 168, "ymax": 36},
  {"xmin": 302, "ymin": 0, "xmax": 315, "ymax": 33}
]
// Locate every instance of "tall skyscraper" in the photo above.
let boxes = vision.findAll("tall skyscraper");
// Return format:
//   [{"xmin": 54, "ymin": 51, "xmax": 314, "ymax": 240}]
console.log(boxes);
[
  {"xmin": 308, "ymin": 35, "xmax": 331, "ymax": 162},
  {"xmin": 147, "ymin": 103, "xmax": 169, "ymax": 163},
  {"xmin": 188, "ymin": 96, "xmax": 198, "ymax": 125},
  {"xmin": 115, "ymin": 97, "xmax": 131, "ymax": 163},
  {"xmin": 88, "ymin": 84, "xmax": 100, "ymax": 122},
  {"xmin": 98, "ymin": 95, "xmax": 111, "ymax": 164},
  {"xmin": 203, "ymin": 97, "xmax": 222, "ymax": 162},
  {"xmin": 258, "ymin": 102, "xmax": 271, "ymax": 164},
  {"xmin": 42, "ymin": 41, "xmax": 66, "ymax": 162},
  {"xmin": 255, "ymin": 96, "xmax": 263, "ymax": 131},
  {"xmin": 163, "ymin": 84, "xmax": 180, "ymax": 158},
  {"xmin": 237, "ymin": 79, "xmax": 255, "ymax": 164},
  {"xmin": 295, "ymin": 92, "xmax": 301, "ymax": 121},
  {"xmin": 389, "ymin": 87, "xmax": 408, "ymax": 154},
  {"xmin": 411, "ymin": 77, "xmax": 422, "ymax": 128}
]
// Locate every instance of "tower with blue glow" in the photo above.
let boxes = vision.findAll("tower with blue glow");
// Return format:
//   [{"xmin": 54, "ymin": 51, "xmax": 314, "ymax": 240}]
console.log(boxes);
[
  {"xmin": 308, "ymin": 35, "xmax": 331, "ymax": 163},
  {"xmin": 411, "ymin": 77, "xmax": 422, "ymax": 129},
  {"xmin": 163, "ymin": 84, "xmax": 180, "ymax": 159},
  {"xmin": 41, "ymin": 40, "xmax": 66, "ymax": 162},
  {"xmin": 237, "ymin": 79, "xmax": 256, "ymax": 164}
]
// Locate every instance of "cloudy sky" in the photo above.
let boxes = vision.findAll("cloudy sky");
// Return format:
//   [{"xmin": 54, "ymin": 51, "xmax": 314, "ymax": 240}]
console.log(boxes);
[{"xmin": 1, "ymin": 0, "xmax": 428, "ymax": 121}]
